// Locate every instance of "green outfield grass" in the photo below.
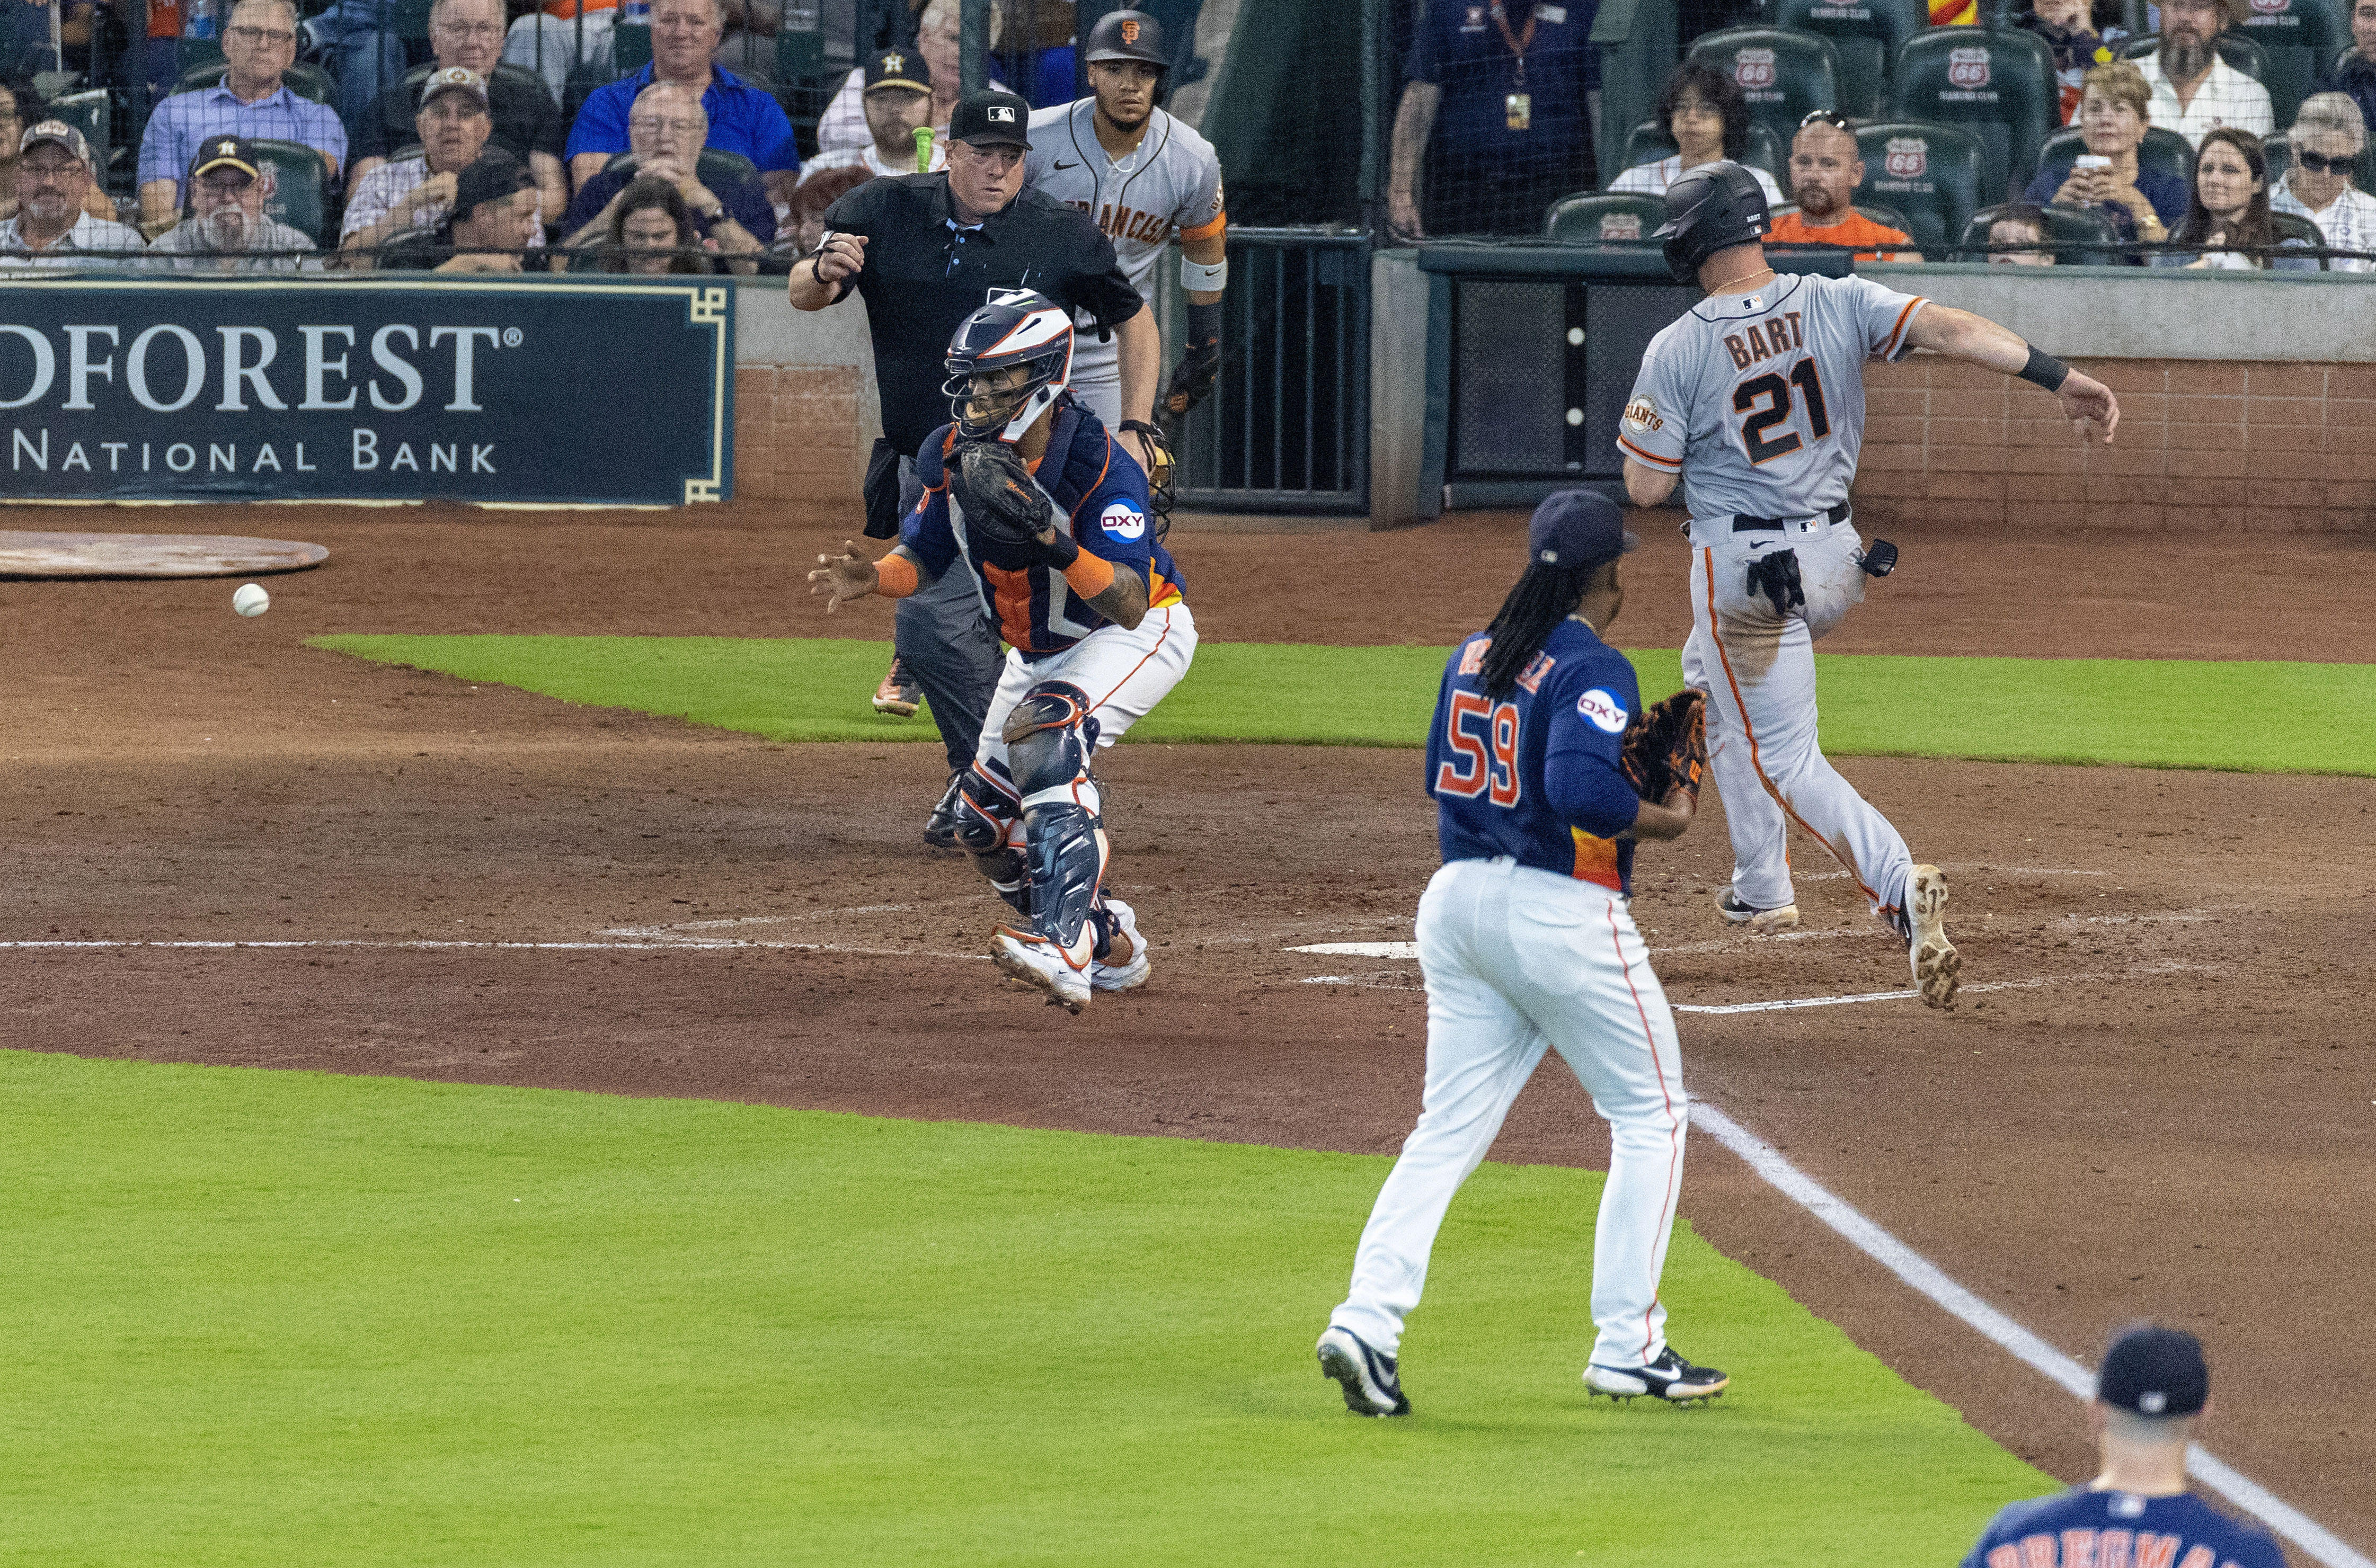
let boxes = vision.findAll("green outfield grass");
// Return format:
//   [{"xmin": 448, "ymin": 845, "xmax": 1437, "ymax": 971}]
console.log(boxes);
[
  {"xmin": 0, "ymin": 1048, "xmax": 2050, "ymax": 1566},
  {"xmin": 316, "ymin": 634, "xmax": 2376, "ymax": 774}
]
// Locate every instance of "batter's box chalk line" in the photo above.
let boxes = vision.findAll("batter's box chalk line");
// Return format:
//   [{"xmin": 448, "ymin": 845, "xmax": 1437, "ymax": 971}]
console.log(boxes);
[{"xmin": 1693, "ymin": 1102, "xmax": 2371, "ymax": 1568}]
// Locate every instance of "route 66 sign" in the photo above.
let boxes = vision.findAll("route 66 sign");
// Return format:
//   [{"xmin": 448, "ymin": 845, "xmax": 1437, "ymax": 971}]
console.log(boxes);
[
  {"xmin": 1947, "ymin": 46, "xmax": 1991, "ymax": 87},
  {"xmin": 1735, "ymin": 47, "xmax": 1777, "ymax": 88},
  {"xmin": 1885, "ymin": 137, "xmax": 1928, "ymax": 178}
]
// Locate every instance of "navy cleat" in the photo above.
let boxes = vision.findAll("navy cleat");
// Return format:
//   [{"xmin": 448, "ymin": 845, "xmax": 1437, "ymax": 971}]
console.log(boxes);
[
  {"xmin": 1317, "ymin": 1326, "xmax": 1411, "ymax": 1417},
  {"xmin": 1584, "ymin": 1346, "xmax": 1730, "ymax": 1404}
]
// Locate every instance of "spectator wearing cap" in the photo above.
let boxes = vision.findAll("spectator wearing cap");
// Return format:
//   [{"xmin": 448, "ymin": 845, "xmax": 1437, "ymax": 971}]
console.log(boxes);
[
  {"xmin": 1607, "ymin": 63, "xmax": 1784, "ymax": 206},
  {"xmin": 788, "ymin": 87, "xmax": 1148, "ymax": 845},
  {"xmin": 817, "ymin": 0, "xmax": 1005, "ymax": 157},
  {"xmin": 2321, "ymin": 0, "xmax": 2376, "ymax": 142},
  {"xmin": 1960, "ymin": 1325, "xmax": 2282, "ymax": 1568},
  {"xmin": 2274, "ymin": 93, "xmax": 2376, "ymax": 271},
  {"xmin": 559, "ymin": 81, "xmax": 773, "ymax": 264},
  {"xmin": 136, "ymin": 0, "xmax": 346, "ymax": 233},
  {"xmin": 348, "ymin": 0, "xmax": 568, "ymax": 229},
  {"xmin": 150, "ymin": 136, "xmax": 322, "ymax": 271},
  {"xmin": 565, "ymin": 0, "xmax": 802, "ymax": 211},
  {"xmin": 0, "ymin": 120, "xmax": 146, "ymax": 266},
  {"xmin": 1388, "ymin": 0, "xmax": 1603, "ymax": 240},
  {"xmin": 1771, "ymin": 112, "xmax": 1920, "ymax": 262},
  {"xmin": 342, "ymin": 69, "xmax": 547, "ymax": 264},
  {"xmin": 2136, "ymin": 0, "xmax": 2273, "ymax": 150},
  {"xmin": 377, "ymin": 149, "xmax": 544, "ymax": 272},
  {"xmin": 0, "ymin": 83, "xmax": 116, "ymax": 227},
  {"xmin": 800, "ymin": 48, "xmax": 949, "ymax": 186},
  {"xmin": 2024, "ymin": 61, "xmax": 2186, "ymax": 255}
]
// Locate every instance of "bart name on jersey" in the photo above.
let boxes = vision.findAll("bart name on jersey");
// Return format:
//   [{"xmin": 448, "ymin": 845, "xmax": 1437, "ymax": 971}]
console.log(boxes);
[{"xmin": 1722, "ymin": 310, "xmax": 1806, "ymax": 372}]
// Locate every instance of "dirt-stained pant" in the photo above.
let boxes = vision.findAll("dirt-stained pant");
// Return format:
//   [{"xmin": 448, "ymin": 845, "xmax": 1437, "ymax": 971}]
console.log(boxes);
[{"xmin": 1678, "ymin": 515, "xmax": 1913, "ymax": 924}]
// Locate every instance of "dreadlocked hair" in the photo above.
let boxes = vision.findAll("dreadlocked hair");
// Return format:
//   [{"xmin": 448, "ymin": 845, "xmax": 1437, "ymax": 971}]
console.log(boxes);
[{"xmin": 1478, "ymin": 560, "xmax": 1598, "ymax": 699}]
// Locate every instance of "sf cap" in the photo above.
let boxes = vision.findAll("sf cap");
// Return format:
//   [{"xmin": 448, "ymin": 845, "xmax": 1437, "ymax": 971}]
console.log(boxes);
[
  {"xmin": 864, "ymin": 46, "xmax": 930, "ymax": 95},
  {"xmin": 948, "ymin": 89, "xmax": 1032, "ymax": 149},
  {"xmin": 1527, "ymin": 489, "xmax": 1637, "ymax": 571},
  {"xmin": 2098, "ymin": 1324, "xmax": 2209, "ymax": 1418}
]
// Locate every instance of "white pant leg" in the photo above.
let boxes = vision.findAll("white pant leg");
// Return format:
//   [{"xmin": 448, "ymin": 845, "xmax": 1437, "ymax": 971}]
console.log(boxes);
[
  {"xmin": 1069, "ymin": 368, "xmax": 1123, "ymax": 431},
  {"xmin": 1690, "ymin": 530, "xmax": 1914, "ymax": 924},
  {"xmin": 1685, "ymin": 614, "xmax": 1792, "ymax": 910},
  {"xmin": 1332, "ymin": 861, "xmax": 1548, "ymax": 1357}
]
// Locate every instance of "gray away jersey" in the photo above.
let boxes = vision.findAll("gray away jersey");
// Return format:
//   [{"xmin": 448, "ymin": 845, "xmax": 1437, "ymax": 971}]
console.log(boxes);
[
  {"xmin": 1024, "ymin": 101, "xmax": 1226, "ymax": 377},
  {"xmin": 1617, "ymin": 271, "xmax": 1927, "ymax": 523}
]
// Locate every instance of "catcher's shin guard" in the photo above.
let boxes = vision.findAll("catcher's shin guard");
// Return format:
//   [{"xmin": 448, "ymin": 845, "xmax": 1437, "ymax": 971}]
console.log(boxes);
[
  {"xmin": 1022, "ymin": 801, "xmax": 1109, "ymax": 960},
  {"xmin": 975, "ymin": 846, "xmax": 1032, "ymax": 920},
  {"xmin": 953, "ymin": 761, "xmax": 1021, "ymax": 854},
  {"xmin": 1003, "ymin": 681, "xmax": 1108, "ymax": 960}
]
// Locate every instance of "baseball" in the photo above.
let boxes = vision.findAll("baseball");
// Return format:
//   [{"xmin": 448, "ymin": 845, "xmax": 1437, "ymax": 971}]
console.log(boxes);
[{"xmin": 232, "ymin": 583, "xmax": 270, "ymax": 618}]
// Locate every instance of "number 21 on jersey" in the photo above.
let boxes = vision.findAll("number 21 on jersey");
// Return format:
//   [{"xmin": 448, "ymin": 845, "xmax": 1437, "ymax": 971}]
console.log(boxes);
[
  {"xmin": 1734, "ymin": 356, "xmax": 1831, "ymax": 466},
  {"xmin": 1436, "ymin": 691, "xmax": 1520, "ymax": 806}
]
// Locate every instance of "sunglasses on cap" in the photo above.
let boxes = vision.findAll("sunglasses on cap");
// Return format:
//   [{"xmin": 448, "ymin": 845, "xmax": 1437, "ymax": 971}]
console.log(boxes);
[
  {"xmin": 2293, "ymin": 147, "xmax": 2359, "ymax": 173},
  {"xmin": 1799, "ymin": 109, "xmax": 1855, "ymax": 131}
]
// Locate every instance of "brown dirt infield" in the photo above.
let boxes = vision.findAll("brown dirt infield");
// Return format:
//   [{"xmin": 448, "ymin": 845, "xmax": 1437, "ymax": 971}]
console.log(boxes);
[{"xmin": 6, "ymin": 502, "xmax": 2371, "ymax": 1555}]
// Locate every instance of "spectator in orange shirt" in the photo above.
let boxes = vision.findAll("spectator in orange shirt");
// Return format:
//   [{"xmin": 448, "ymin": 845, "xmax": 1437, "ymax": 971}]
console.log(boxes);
[{"xmin": 1768, "ymin": 111, "xmax": 1922, "ymax": 262}]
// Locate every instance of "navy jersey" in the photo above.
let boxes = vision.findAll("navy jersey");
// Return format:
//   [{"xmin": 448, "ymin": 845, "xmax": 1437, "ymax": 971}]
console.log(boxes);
[
  {"xmin": 903, "ymin": 397, "xmax": 1186, "ymax": 657},
  {"xmin": 1962, "ymin": 1489, "xmax": 2285, "ymax": 1568},
  {"xmin": 1425, "ymin": 616, "xmax": 1643, "ymax": 892}
]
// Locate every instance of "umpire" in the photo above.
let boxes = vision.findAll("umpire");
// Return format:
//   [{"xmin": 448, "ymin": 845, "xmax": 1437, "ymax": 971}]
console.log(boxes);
[{"xmin": 788, "ymin": 88, "xmax": 1150, "ymax": 845}]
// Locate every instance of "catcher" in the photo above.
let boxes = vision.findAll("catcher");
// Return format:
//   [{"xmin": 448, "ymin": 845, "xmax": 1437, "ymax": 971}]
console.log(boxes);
[
  {"xmin": 1317, "ymin": 489, "xmax": 1731, "ymax": 1418},
  {"xmin": 809, "ymin": 289, "xmax": 1197, "ymax": 1014}
]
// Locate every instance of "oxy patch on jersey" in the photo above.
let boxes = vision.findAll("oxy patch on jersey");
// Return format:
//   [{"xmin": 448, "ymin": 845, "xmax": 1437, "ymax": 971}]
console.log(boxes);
[
  {"xmin": 1577, "ymin": 687, "xmax": 1628, "ymax": 733},
  {"xmin": 1100, "ymin": 500, "xmax": 1147, "ymax": 541}
]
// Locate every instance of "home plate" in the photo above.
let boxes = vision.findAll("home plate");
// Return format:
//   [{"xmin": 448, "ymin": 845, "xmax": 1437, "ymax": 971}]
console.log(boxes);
[
  {"xmin": 0, "ymin": 532, "xmax": 329, "ymax": 579},
  {"xmin": 1288, "ymin": 941, "xmax": 1418, "ymax": 959}
]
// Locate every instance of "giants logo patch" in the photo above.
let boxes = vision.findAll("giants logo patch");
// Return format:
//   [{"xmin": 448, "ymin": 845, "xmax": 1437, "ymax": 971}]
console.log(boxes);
[
  {"xmin": 1734, "ymin": 48, "xmax": 1777, "ymax": 90},
  {"xmin": 1576, "ymin": 688, "xmax": 1628, "ymax": 734},
  {"xmin": 1884, "ymin": 137, "xmax": 1928, "ymax": 178},
  {"xmin": 1947, "ymin": 46, "xmax": 1991, "ymax": 87},
  {"xmin": 1621, "ymin": 393, "xmax": 1662, "ymax": 432},
  {"xmin": 1599, "ymin": 212, "xmax": 1643, "ymax": 240},
  {"xmin": 1100, "ymin": 500, "xmax": 1147, "ymax": 541}
]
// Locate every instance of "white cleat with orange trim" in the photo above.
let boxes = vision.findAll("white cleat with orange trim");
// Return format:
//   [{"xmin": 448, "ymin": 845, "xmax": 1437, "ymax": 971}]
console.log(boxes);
[{"xmin": 991, "ymin": 925, "xmax": 1092, "ymax": 1012}]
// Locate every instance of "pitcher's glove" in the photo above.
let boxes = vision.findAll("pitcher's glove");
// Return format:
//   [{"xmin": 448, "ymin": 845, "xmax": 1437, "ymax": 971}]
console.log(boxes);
[
  {"xmin": 1619, "ymin": 689, "xmax": 1707, "ymax": 806},
  {"xmin": 951, "ymin": 440, "xmax": 1058, "ymax": 550}
]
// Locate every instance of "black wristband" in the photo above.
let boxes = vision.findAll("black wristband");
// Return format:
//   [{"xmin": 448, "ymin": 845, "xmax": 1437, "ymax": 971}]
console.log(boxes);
[
  {"xmin": 1036, "ymin": 527, "xmax": 1080, "ymax": 569},
  {"xmin": 2018, "ymin": 345, "xmax": 2070, "ymax": 393},
  {"xmin": 1183, "ymin": 298, "xmax": 1222, "ymax": 350}
]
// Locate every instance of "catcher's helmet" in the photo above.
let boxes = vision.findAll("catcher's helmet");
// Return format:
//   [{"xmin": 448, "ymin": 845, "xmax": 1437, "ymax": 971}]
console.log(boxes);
[
  {"xmin": 944, "ymin": 289, "xmax": 1075, "ymax": 442},
  {"xmin": 1084, "ymin": 8, "xmax": 1168, "ymax": 70},
  {"xmin": 1653, "ymin": 161, "xmax": 1770, "ymax": 284}
]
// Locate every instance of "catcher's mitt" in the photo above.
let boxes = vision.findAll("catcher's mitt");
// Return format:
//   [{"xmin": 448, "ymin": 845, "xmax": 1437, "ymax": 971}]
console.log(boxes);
[
  {"xmin": 950, "ymin": 440, "xmax": 1054, "ymax": 548},
  {"xmin": 1619, "ymin": 688, "xmax": 1707, "ymax": 806}
]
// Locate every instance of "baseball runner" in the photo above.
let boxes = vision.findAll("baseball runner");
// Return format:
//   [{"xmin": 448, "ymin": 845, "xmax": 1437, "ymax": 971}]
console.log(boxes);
[
  {"xmin": 808, "ymin": 290, "xmax": 1195, "ymax": 1012},
  {"xmin": 1616, "ymin": 163, "xmax": 2119, "ymax": 1008},
  {"xmin": 1023, "ymin": 8, "xmax": 1229, "ymax": 452},
  {"xmin": 1318, "ymin": 491, "xmax": 1728, "ymax": 1418}
]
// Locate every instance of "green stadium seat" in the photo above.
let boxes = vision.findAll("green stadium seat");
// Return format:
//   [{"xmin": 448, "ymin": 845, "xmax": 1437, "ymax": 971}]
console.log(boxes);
[
  {"xmin": 388, "ymin": 0, "xmax": 435, "ymax": 43},
  {"xmin": 2261, "ymin": 129, "xmax": 2376, "ymax": 195},
  {"xmin": 1543, "ymin": 191, "xmax": 1669, "ymax": 243},
  {"xmin": 1685, "ymin": 28, "xmax": 1842, "ymax": 172},
  {"xmin": 46, "ymin": 87, "xmax": 108, "ymax": 175},
  {"xmin": 613, "ymin": 20, "xmax": 651, "ymax": 72},
  {"xmin": 775, "ymin": 27, "xmax": 823, "ymax": 79},
  {"xmin": 172, "ymin": 59, "xmax": 338, "ymax": 107},
  {"xmin": 2236, "ymin": 0, "xmax": 2347, "ymax": 125},
  {"xmin": 1618, "ymin": 118, "xmax": 1787, "ymax": 188},
  {"xmin": 1889, "ymin": 26, "xmax": 2057, "ymax": 201},
  {"xmin": 1955, "ymin": 200, "xmax": 2122, "ymax": 262},
  {"xmin": 2268, "ymin": 205, "xmax": 2330, "ymax": 264},
  {"xmin": 601, "ymin": 146, "xmax": 763, "ymax": 193},
  {"xmin": 2033, "ymin": 124, "xmax": 2198, "ymax": 198},
  {"xmin": 176, "ymin": 37, "xmax": 224, "ymax": 76},
  {"xmin": 1773, "ymin": 0, "xmax": 1930, "ymax": 119},
  {"xmin": 2113, "ymin": 30, "xmax": 2271, "ymax": 81},
  {"xmin": 1851, "ymin": 120, "xmax": 1984, "ymax": 254}
]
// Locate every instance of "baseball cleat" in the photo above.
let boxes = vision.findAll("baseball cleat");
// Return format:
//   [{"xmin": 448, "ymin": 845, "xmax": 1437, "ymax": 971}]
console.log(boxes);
[
  {"xmin": 923, "ymin": 773, "xmax": 963, "ymax": 850},
  {"xmin": 1907, "ymin": 863, "xmax": 1960, "ymax": 1010},
  {"xmin": 872, "ymin": 656, "xmax": 921, "ymax": 717},
  {"xmin": 1715, "ymin": 889, "xmax": 1799, "ymax": 933},
  {"xmin": 1089, "ymin": 898, "xmax": 1150, "ymax": 993},
  {"xmin": 990, "ymin": 925, "xmax": 1091, "ymax": 1013},
  {"xmin": 1584, "ymin": 1346, "xmax": 1730, "ymax": 1404},
  {"xmin": 1316, "ymin": 1326, "xmax": 1410, "ymax": 1417}
]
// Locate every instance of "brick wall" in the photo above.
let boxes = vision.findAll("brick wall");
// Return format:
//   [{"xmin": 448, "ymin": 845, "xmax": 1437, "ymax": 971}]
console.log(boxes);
[
  {"xmin": 733, "ymin": 364, "xmax": 865, "ymax": 506},
  {"xmin": 1852, "ymin": 357, "xmax": 2376, "ymax": 532}
]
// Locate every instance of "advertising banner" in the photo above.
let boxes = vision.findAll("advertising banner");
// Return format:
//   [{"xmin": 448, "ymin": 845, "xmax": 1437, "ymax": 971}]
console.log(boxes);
[{"xmin": 0, "ymin": 275, "xmax": 733, "ymax": 505}]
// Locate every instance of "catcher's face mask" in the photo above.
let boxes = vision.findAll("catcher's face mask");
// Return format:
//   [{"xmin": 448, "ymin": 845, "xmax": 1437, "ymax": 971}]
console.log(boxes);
[{"xmin": 943, "ymin": 289, "xmax": 1075, "ymax": 442}]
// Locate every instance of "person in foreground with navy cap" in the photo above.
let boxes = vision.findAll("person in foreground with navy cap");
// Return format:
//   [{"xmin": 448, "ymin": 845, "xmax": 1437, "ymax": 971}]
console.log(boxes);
[
  {"xmin": 1962, "ymin": 1325, "xmax": 2284, "ymax": 1568},
  {"xmin": 151, "ymin": 136, "xmax": 321, "ymax": 272},
  {"xmin": 1316, "ymin": 489, "xmax": 1725, "ymax": 1419}
]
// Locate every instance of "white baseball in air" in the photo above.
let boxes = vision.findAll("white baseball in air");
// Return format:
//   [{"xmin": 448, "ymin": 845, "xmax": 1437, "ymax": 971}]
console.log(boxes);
[{"xmin": 232, "ymin": 583, "xmax": 270, "ymax": 618}]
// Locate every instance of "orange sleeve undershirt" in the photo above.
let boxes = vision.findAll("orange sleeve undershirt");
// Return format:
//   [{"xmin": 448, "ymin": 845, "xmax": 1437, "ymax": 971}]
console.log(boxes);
[
  {"xmin": 1061, "ymin": 553, "xmax": 1115, "ymax": 598},
  {"xmin": 874, "ymin": 553, "xmax": 919, "ymax": 599}
]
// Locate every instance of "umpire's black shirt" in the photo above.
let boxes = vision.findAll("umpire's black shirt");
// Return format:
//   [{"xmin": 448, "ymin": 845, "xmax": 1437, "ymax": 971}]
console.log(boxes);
[{"xmin": 819, "ymin": 172, "xmax": 1142, "ymax": 457}]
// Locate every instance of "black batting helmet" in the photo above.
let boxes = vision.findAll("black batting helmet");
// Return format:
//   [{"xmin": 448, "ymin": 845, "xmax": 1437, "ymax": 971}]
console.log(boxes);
[
  {"xmin": 1084, "ymin": 9, "xmax": 1168, "ymax": 70},
  {"xmin": 944, "ymin": 289, "xmax": 1075, "ymax": 442},
  {"xmin": 1653, "ymin": 161, "xmax": 1770, "ymax": 284}
]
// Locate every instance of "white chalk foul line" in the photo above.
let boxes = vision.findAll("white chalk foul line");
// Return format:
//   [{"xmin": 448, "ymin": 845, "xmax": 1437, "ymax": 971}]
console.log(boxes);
[
  {"xmin": 0, "ymin": 938, "xmax": 991, "ymax": 960},
  {"xmin": 1691, "ymin": 1102, "xmax": 2371, "ymax": 1568}
]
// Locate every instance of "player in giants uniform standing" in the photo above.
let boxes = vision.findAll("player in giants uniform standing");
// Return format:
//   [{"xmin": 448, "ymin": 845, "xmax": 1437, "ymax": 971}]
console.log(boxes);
[
  {"xmin": 1319, "ymin": 491, "xmax": 1727, "ymax": 1418},
  {"xmin": 809, "ymin": 290, "xmax": 1194, "ymax": 1013},
  {"xmin": 1617, "ymin": 163, "xmax": 2120, "ymax": 1009},
  {"xmin": 1024, "ymin": 9, "xmax": 1229, "ymax": 449}
]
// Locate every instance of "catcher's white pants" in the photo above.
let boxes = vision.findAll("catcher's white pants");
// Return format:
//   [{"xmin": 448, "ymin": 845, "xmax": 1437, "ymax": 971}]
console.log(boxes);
[
  {"xmin": 971, "ymin": 604, "xmax": 1197, "ymax": 828},
  {"xmin": 1329, "ymin": 857, "xmax": 1689, "ymax": 1372},
  {"xmin": 1678, "ymin": 519, "xmax": 1913, "ymax": 923}
]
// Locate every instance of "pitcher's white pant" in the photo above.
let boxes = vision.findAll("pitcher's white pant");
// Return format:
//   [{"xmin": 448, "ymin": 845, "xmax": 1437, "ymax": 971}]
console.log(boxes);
[
  {"xmin": 1329, "ymin": 857, "xmax": 1690, "ymax": 1371},
  {"xmin": 1679, "ymin": 519, "xmax": 1913, "ymax": 924}
]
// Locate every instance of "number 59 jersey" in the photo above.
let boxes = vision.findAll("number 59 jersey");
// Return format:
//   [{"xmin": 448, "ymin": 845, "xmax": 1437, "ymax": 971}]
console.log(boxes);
[
  {"xmin": 1426, "ymin": 617, "xmax": 1648, "ymax": 895},
  {"xmin": 1615, "ymin": 271, "xmax": 1928, "ymax": 525}
]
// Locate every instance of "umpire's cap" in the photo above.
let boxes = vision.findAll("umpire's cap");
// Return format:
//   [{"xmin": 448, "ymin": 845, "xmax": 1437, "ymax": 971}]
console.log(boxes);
[
  {"xmin": 1085, "ymin": 9, "xmax": 1168, "ymax": 70},
  {"xmin": 2097, "ymin": 1324, "xmax": 2210, "ymax": 1418},
  {"xmin": 1654, "ymin": 161, "xmax": 1770, "ymax": 284},
  {"xmin": 1528, "ymin": 490, "xmax": 1637, "ymax": 573}
]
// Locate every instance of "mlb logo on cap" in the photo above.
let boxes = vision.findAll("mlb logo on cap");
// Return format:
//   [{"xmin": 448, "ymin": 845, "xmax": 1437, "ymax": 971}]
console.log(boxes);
[{"xmin": 989, "ymin": 105, "xmax": 1016, "ymax": 122}]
